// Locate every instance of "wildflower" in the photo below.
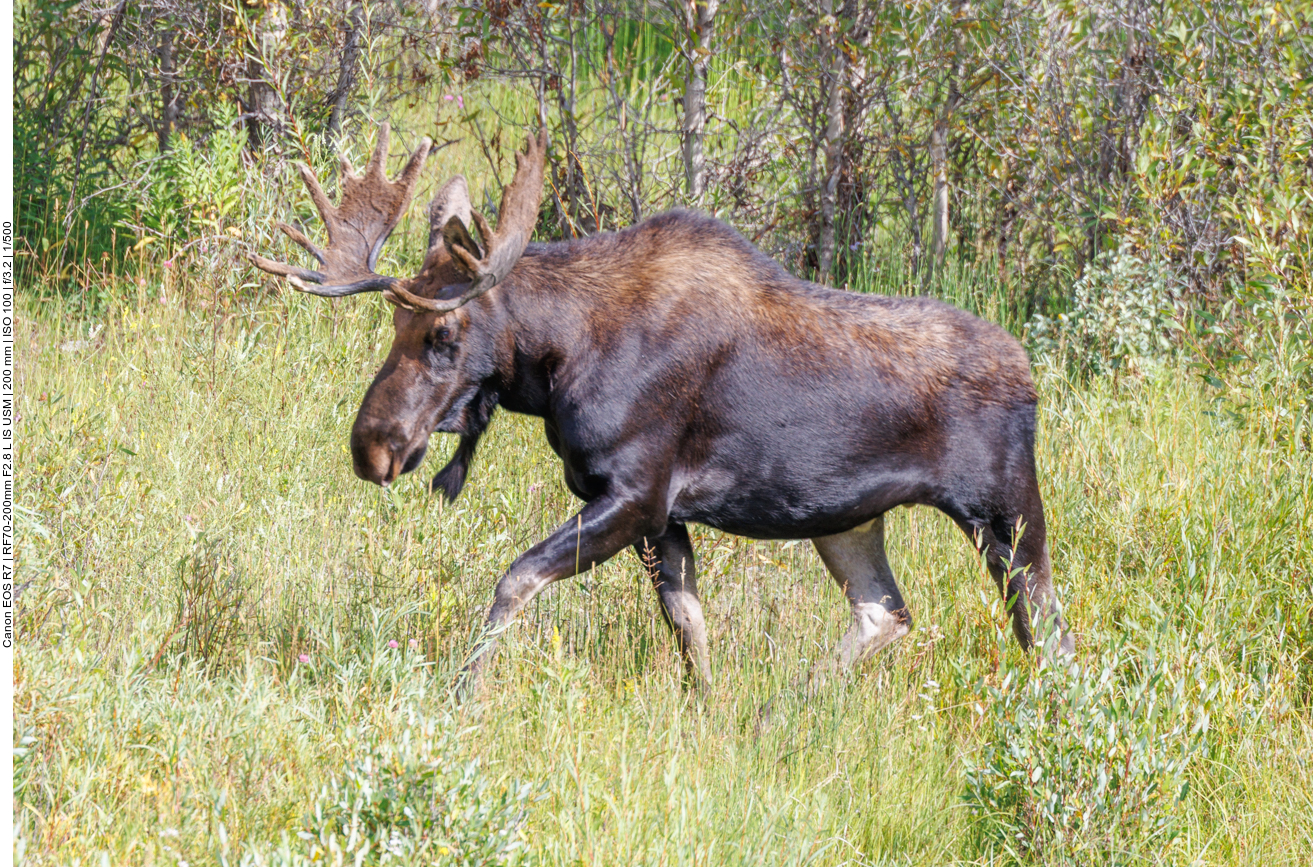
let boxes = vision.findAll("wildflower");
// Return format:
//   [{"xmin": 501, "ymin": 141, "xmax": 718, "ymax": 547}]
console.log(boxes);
[
  {"xmin": 387, "ymin": 639, "xmax": 399, "ymax": 649},
  {"xmin": 409, "ymin": 639, "xmax": 420, "ymax": 649},
  {"xmin": 443, "ymin": 94, "xmax": 464, "ymax": 110},
  {"xmin": 298, "ymin": 653, "xmax": 310, "ymax": 664}
]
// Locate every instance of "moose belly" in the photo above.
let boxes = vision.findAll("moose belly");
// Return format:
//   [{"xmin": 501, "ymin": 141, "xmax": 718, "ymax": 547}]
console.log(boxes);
[{"xmin": 669, "ymin": 433, "xmax": 940, "ymax": 540}]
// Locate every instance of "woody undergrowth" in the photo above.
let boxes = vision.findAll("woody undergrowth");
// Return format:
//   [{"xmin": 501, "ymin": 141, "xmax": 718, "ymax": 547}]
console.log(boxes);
[{"xmin": 12, "ymin": 233, "xmax": 1312, "ymax": 867}]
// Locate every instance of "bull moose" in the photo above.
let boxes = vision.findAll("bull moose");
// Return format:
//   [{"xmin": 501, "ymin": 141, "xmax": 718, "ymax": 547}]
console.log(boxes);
[{"xmin": 251, "ymin": 124, "xmax": 1074, "ymax": 692}]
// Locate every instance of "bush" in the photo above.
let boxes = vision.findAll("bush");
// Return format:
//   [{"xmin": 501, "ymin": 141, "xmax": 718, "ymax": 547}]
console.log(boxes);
[
  {"xmin": 299, "ymin": 713, "xmax": 535, "ymax": 865},
  {"xmin": 135, "ymin": 105, "xmax": 271, "ymax": 248},
  {"xmin": 961, "ymin": 629, "xmax": 1212, "ymax": 862},
  {"xmin": 1028, "ymin": 243, "xmax": 1185, "ymax": 376}
]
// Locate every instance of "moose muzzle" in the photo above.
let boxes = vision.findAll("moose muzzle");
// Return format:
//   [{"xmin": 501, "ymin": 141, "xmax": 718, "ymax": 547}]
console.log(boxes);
[{"xmin": 350, "ymin": 415, "xmax": 428, "ymax": 486}]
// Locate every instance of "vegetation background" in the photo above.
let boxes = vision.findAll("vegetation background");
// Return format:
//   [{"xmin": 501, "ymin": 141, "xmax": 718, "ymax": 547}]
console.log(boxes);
[{"xmin": 12, "ymin": 0, "xmax": 1313, "ymax": 864}]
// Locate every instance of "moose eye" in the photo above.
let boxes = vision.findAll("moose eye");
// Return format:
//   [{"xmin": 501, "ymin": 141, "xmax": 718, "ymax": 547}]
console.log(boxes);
[{"xmin": 428, "ymin": 326, "xmax": 452, "ymax": 346}]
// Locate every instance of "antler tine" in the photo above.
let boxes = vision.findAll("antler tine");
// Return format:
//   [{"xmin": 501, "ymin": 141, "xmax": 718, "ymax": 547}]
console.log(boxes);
[
  {"xmin": 369, "ymin": 137, "xmax": 429, "ymax": 270},
  {"xmin": 365, "ymin": 122, "xmax": 391, "ymax": 179},
  {"xmin": 249, "ymin": 122, "xmax": 432, "ymax": 298},
  {"xmin": 295, "ymin": 162, "xmax": 339, "ymax": 237},
  {"xmin": 427, "ymin": 175, "xmax": 473, "ymax": 253},
  {"xmin": 275, "ymin": 221, "xmax": 322, "ymax": 261},
  {"xmin": 388, "ymin": 128, "xmax": 547, "ymax": 314},
  {"xmin": 248, "ymin": 254, "xmax": 320, "ymax": 284}
]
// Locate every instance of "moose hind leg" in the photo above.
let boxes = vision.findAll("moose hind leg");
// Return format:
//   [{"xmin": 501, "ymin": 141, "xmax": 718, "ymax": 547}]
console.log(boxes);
[
  {"xmin": 941, "ymin": 402, "xmax": 1074, "ymax": 655},
  {"xmin": 968, "ymin": 517, "xmax": 1073, "ymax": 655},
  {"xmin": 634, "ymin": 523, "xmax": 712, "ymax": 689},
  {"xmin": 812, "ymin": 515, "xmax": 912, "ymax": 672}
]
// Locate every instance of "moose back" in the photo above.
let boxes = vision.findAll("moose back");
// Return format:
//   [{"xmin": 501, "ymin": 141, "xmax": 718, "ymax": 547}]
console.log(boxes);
[{"xmin": 251, "ymin": 125, "xmax": 1074, "ymax": 690}]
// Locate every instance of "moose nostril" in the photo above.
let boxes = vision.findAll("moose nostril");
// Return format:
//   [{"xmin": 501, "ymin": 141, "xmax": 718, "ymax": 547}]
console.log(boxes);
[
  {"xmin": 350, "ymin": 437, "xmax": 393, "ymax": 486},
  {"xmin": 401, "ymin": 442, "xmax": 428, "ymax": 475}
]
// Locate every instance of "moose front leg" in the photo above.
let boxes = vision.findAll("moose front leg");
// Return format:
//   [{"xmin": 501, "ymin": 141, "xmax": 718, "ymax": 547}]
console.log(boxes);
[
  {"xmin": 460, "ymin": 494, "xmax": 664, "ymax": 693},
  {"xmin": 635, "ymin": 523, "xmax": 712, "ymax": 691}
]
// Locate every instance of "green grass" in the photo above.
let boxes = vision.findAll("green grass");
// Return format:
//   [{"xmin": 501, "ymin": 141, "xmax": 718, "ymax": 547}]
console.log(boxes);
[{"xmin": 13, "ymin": 267, "xmax": 1313, "ymax": 864}]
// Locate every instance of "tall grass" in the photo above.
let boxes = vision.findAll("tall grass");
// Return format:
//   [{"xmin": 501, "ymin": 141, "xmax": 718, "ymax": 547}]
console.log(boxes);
[{"xmin": 13, "ymin": 237, "xmax": 1313, "ymax": 863}]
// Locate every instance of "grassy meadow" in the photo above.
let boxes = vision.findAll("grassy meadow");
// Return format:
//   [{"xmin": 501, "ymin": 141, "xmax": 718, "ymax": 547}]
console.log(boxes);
[
  {"xmin": 14, "ymin": 0, "xmax": 1313, "ymax": 860},
  {"xmin": 13, "ymin": 243, "xmax": 1313, "ymax": 864}
]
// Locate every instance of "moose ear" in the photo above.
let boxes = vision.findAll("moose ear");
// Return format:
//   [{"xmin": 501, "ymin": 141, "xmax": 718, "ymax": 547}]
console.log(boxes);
[{"xmin": 442, "ymin": 216, "xmax": 483, "ymax": 264}]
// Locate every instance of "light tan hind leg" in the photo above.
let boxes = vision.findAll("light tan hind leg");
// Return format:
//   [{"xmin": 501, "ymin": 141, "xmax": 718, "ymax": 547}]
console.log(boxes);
[
  {"xmin": 810, "ymin": 515, "xmax": 911, "ymax": 681},
  {"xmin": 758, "ymin": 516, "xmax": 911, "ymax": 729}
]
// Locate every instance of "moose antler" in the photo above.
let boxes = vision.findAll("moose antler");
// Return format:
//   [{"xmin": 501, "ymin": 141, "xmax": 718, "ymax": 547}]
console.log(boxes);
[
  {"xmin": 386, "ymin": 128, "xmax": 548, "ymax": 314},
  {"xmin": 249, "ymin": 123, "xmax": 431, "ymax": 297}
]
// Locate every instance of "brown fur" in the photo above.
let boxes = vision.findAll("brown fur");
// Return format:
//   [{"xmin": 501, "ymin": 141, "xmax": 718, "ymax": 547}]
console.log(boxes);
[{"xmin": 446, "ymin": 211, "xmax": 1038, "ymax": 411}]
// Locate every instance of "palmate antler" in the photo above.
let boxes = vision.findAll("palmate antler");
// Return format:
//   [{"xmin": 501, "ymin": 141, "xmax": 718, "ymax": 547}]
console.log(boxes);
[
  {"xmin": 387, "ymin": 128, "xmax": 548, "ymax": 314},
  {"xmin": 250, "ymin": 124, "xmax": 430, "ymax": 297},
  {"xmin": 251, "ymin": 123, "xmax": 548, "ymax": 315}
]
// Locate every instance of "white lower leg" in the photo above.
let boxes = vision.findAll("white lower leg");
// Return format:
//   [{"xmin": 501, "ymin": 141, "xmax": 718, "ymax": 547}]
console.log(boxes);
[
  {"xmin": 664, "ymin": 592, "xmax": 712, "ymax": 685},
  {"xmin": 836, "ymin": 602, "xmax": 911, "ymax": 668}
]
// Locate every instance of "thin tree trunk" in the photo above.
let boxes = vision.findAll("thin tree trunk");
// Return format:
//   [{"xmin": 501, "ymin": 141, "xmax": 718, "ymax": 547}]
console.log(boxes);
[
  {"xmin": 157, "ymin": 28, "xmax": 178, "ymax": 153},
  {"xmin": 678, "ymin": 0, "xmax": 718, "ymax": 202},
  {"xmin": 817, "ymin": 64, "xmax": 845, "ymax": 282},
  {"xmin": 929, "ymin": 119, "xmax": 950, "ymax": 267},
  {"xmin": 882, "ymin": 92, "xmax": 924, "ymax": 272},
  {"xmin": 817, "ymin": 0, "xmax": 853, "ymax": 284},
  {"xmin": 246, "ymin": 1, "xmax": 288, "ymax": 153},
  {"xmin": 929, "ymin": 0, "xmax": 971, "ymax": 273},
  {"xmin": 600, "ymin": 17, "xmax": 645, "ymax": 224},
  {"xmin": 996, "ymin": 168, "xmax": 1022, "ymax": 280},
  {"xmin": 326, "ymin": 3, "xmax": 365, "ymax": 148},
  {"xmin": 66, "ymin": 0, "xmax": 127, "ymax": 229}
]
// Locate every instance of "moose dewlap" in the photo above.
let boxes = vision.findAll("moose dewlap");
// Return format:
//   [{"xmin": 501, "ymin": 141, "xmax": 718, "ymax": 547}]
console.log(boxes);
[{"xmin": 251, "ymin": 123, "xmax": 1074, "ymax": 693}]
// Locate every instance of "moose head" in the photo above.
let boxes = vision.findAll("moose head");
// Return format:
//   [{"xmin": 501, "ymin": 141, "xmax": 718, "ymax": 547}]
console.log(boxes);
[{"xmin": 250, "ymin": 124, "xmax": 547, "ymax": 492}]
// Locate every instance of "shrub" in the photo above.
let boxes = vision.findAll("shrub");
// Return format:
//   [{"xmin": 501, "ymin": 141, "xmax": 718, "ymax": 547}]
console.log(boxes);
[
  {"xmin": 1028, "ymin": 243, "xmax": 1185, "ymax": 376},
  {"xmin": 170, "ymin": 534, "xmax": 251, "ymax": 668},
  {"xmin": 299, "ymin": 714, "xmax": 535, "ymax": 865},
  {"xmin": 961, "ymin": 630, "xmax": 1210, "ymax": 862}
]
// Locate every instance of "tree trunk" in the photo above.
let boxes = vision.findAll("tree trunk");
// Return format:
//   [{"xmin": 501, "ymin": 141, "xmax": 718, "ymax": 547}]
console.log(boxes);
[
  {"xmin": 996, "ymin": 168, "xmax": 1022, "ymax": 281},
  {"xmin": 816, "ymin": 0, "xmax": 855, "ymax": 284},
  {"xmin": 326, "ymin": 3, "xmax": 365, "ymax": 148},
  {"xmin": 929, "ymin": 0, "xmax": 970, "ymax": 273},
  {"xmin": 678, "ymin": 0, "xmax": 718, "ymax": 202},
  {"xmin": 66, "ymin": 0, "xmax": 127, "ymax": 228},
  {"xmin": 246, "ymin": 1, "xmax": 288, "ymax": 153},
  {"xmin": 881, "ymin": 91, "xmax": 924, "ymax": 273},
  {"xmin": 157, "ymin": 28, "xmax": 179, "ymax": 153},
  {"xmin": 929, "ymin": 119, "xmax": 950, "ymax": 267},
  {"xmin": 817, "ymin": 57, "xmax": 845, "ymax": 282},
  {"xmin": 538, "ymin": 12, "xmax": 585, "ymax": 236}
]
